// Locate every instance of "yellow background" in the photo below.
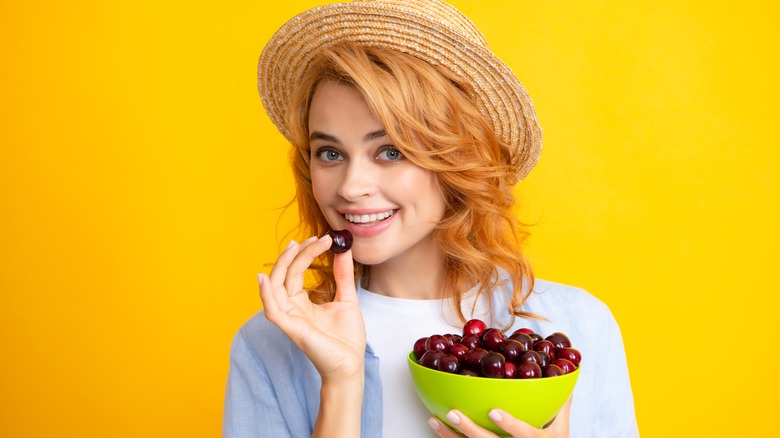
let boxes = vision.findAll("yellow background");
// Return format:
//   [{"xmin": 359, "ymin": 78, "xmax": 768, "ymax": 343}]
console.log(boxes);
[{"xmin": 2, "ymin": 0, "xmax": 778, "ymax": 436}]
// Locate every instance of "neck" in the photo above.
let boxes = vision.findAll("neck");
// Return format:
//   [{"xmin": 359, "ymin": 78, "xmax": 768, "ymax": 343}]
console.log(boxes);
[{"xmin": 364, "ymin": 236, "xmax": 447, "ymax": 300}]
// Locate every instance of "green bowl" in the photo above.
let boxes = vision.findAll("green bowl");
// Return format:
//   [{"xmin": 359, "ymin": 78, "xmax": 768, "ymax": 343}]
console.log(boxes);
[{"xmin": 407, "ymin": 352, "xmax": 579, "ymax": 435}]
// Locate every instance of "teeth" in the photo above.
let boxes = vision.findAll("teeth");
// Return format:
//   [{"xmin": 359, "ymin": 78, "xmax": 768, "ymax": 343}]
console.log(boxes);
[{"xmin": 345, "ymin": 210, "xmax": 395, "ymax": 224}]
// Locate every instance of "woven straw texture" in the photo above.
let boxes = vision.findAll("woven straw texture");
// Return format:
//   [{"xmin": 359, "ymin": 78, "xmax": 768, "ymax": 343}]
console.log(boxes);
[{"xmin": 258, "ymin": 0, "xmax": 542, "ymax": 181}]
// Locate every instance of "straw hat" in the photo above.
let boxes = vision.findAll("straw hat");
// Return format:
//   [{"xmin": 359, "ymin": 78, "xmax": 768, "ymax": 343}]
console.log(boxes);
[{"xmin": 258, "ymin": 0, "xmax": 542, "ymax": 181}]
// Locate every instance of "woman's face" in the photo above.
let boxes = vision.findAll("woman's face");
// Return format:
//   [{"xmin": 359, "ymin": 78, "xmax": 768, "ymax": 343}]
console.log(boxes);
[{"xmin": 308, "ymin": 80, "xmax": 446, "ymax": 266}]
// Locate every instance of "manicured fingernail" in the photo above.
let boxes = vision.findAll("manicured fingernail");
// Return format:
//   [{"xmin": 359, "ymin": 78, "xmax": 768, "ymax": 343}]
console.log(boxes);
[
  {"xmin": 489, "ymin": 409, "xmax": 503, "ymax": 422},
  {"xmin": 257, "ymin": 273, "xmax": 264, "ymax": 285},
  {"xmin": 446, "ymin": 410, "xmax": 460, "ymax": 425},
  {"xmin": 286, "ymin": 240, "xmax": 296, "ymax": 249},
  {"xmin": 303, "ymin": 235, "xmax": 317, "ymax": 244},
  {"xmin": 427, "ymin": 417, "xmax": 441, "ymax": 431}
]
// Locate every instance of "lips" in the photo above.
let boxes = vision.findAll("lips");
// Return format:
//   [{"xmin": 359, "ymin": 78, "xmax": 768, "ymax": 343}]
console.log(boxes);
[{"xmin": 340, "ymin": 209, "xmax": 398, "ymax": 238}]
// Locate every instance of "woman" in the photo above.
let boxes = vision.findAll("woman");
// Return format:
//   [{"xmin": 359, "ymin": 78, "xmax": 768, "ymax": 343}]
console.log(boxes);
[{"xmin": 224, "ymin": 1, "xmax": 638, "ymax": 437}]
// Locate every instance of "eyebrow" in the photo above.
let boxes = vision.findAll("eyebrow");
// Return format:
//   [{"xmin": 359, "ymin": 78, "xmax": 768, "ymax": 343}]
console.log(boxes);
[{"xmin": 309, "ymin": 129, "xmax": 388, "ymax": 144}]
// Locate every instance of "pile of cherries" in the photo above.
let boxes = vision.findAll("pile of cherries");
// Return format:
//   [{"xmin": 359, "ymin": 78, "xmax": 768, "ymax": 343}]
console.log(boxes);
[{"xmin": 412, "ymin": 319, "xmax": 582, "ymax": 379}]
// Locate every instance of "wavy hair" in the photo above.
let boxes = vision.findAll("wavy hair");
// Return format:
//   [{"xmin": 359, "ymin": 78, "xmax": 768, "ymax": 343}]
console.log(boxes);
[{"xmin": 283, "ymin": 43, "xmax": 538, "ymax": 326}]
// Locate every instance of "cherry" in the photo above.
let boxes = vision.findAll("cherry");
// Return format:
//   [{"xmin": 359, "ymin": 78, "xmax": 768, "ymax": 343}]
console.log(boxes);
[
  {"xmin": 552, "ymin": 358, "xmax": 577, "ymax": 374},
  {"xmin": 508, "ymin": 331, "xmax": 533, "ymax": 351},
  {"xmin": 546, "ymin": 332, "xmax": 572, "ymax": 350},
  {"xmin": 437, "ymin": 354, "xmax": 461, "ymax": 374},
  {"xmin": 460, "ymin": 334, "xmax": 481, "ymax": 350},
  {"xmin": 518, "ymin": 361, "xmax": 542, "ymax": 379},
  {"xmin": 463, "ymin": 319, "xmax": 487, "ymax": 337},
  {"xmin": 544, "ymin": 363, "xmax": 565, "ymax": 377},
  {"xmin": 419, "ymin": 350, "xmax": 443, "ymax": 370},
  {"xmin": 513, "ymin": 327, "xmax": 535, "ymax": 336},
  {"xmin": 557, "ymin": 347, "xmax": 582, "ymax": 366},
  {"xmin": 480, "ymin": 352, "xmax": 506, "ymax": 378},
  {"xmin": 460, "ymin": 369, "xmax": 479, "ymax": 377},
  {"xmin": 464, "ymin": 347, "xmax": 488, "ymax": 371},
  {"xmin": 328, "ymin": 229, "xmax": 353, "ymax": 253},
  {"xmin": 443, "ymin": 333, "xmax": 461, "ymax": 347},
  {"xmin": 413, "ymin": 337, "xmax": 428, "ymax": 360},
  {"xmin": 518, "ymin": 350, "xmax": 542, "ymax": 366},
  {"xmin": 450, "ymin": 343, "xmax": 470, "ymax": 362},
  {"xmin": 537, "ymin": 350, "xmax": 551, "ymax": 369},
  {"xmin": 499, "ymin": 339, "xmax": 527, "ymax": 364},
  {"xmin": 481, "ymin": 328, "xmax": 506, "ymax": 351},
  {"xmin": 425, "ymin": 334, "xmax": 450, "ymax": 353},
  {"xmin": 533, "ymin": 340, "xmax": 556, "ymax": 359},
  {"xmin": 504, "ymin": 361, "xmax": 519, "ymax": 379}
]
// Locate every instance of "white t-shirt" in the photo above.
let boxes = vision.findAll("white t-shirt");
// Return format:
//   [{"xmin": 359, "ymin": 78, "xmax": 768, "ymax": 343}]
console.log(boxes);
[{"xmin": 358, "ymin": 285, "xmax": 487, "ymax": 438}]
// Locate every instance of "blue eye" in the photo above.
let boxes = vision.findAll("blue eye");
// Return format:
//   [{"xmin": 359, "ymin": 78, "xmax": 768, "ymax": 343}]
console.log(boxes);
[
  {"xmin": 378, "ymin": 147, "xmax": 403, "ymax": 161},
  {"xmin": 316, "ymin": 148, "xmax": 343, "ymax": 162}
]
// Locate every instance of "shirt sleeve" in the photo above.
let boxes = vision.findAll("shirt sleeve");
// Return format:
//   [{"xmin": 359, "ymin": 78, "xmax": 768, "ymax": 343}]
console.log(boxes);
[
  {"xmin": 223, "ymin": 329, "xmax": 293, "ymax": 438},
  {"xmin": 590, "ymin": 304, "xmax": 640, "ymax": 437}
]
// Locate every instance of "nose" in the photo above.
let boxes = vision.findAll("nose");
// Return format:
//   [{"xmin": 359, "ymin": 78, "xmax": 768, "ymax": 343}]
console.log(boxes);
[{"xmin": 337, "ymin": 157, "xmax": 377, "ymax": 202}]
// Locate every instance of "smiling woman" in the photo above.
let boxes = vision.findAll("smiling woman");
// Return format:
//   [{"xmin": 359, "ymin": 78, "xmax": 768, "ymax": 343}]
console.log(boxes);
[{"xmin": 223, "ymin": 1, "xmax": 637, "ymax": 437}]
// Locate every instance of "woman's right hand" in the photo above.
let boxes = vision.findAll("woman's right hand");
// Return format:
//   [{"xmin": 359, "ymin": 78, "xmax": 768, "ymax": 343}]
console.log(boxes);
[{"xmin": 258, "ymin": 234, "xmax": 366, "ymax": 384}]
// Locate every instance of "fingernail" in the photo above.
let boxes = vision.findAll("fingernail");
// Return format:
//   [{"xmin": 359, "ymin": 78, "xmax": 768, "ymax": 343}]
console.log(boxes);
[
  {"xmin": 303, "ymin": 235, "xmax": 317, "ymax": 244},
  {"xmin": 427, "ymin": 417, "xmax": 441, "ymax": 431},
  {"xmin": 286, "ymin": 240, "xmax": 296, "ymax": 249},
  {"xmin": 446, "ymin": 410, "xmax": 460, "ymax": 425},
  {"xmin": 489, "ymin": 409, "xmax": 503, "ymax": 423},
  {"xmin": 257, "ymin": 273, "xmax": 264, "ymax": 285}
]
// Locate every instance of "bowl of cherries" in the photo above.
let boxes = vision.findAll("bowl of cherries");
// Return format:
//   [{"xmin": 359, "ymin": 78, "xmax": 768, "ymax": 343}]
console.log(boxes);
[{"xmin": 408, "ymin": 319, "xmax": 581, "ymax": 434}]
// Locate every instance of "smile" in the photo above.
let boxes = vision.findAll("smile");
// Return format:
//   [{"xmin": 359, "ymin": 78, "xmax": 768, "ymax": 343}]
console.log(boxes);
[{"xmin": 344, "ymin": 210, "xmax": 396, "ymax": 224}]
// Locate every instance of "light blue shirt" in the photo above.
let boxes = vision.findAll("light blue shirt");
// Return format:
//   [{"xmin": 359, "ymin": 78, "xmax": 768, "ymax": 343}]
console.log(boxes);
[{"xmin": 223, "ymin": 278, "xmax": 639, "ymax": 437}]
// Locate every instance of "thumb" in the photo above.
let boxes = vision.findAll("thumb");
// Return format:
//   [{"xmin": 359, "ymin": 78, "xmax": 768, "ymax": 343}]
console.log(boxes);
[{"xmin": 332, "ymin": 249, "xmax": 357, "ymax": 302}]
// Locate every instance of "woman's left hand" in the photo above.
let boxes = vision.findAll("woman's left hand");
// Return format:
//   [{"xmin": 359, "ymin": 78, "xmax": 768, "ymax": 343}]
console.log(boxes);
[{"xmin": 428, "ymin": 397, "xmax": 572, "ymax": 438}]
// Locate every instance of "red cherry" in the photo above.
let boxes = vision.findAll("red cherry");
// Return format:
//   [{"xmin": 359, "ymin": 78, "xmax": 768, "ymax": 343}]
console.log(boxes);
[
  {"xmin": 557, "ymin": 347, "xmax": 582, "ymax": 366},
  {"xmin": 419, "ymin": 350, "xmax": 443, "ymax": 369},
  {"xmin": 512, "ymin": 327, "xmax": 535, "ymax": 336},
  {"xmin": 449, "ymin": 343, "xmax": 470, "ymax": 362},
  {"xmin": 481, "ymin": 328, "xmax": 506, "ymax": 351},
  {"xmin": 552, "ymin": 358, "xmax": 577, "ymax": 374},
  {"xmin": 537, "ymin": 350, "xmax": 551, "ymax": 369},
  {"xmin": 413, "ymin": 337, "xmax": 428, "ymax": 360},
  {"xmin": 499, "ymin": 339, "xmax": 527, "ymax": 364},
  {"xmin": 546, "ymin": 332, "xmax": 572, "ymax": 350},
  {"xmin": 463, "ymin": 319, "xmax": 487, "ymax": 337},
  {"xmin": 328, "ymin": 229, "xmax": 353, "ymax": 253},
  {"xmin": 437, "ymin": 354, "xmax": 461, "ymax": 374},
  {"xmin": 508, "ymin": 332, "xmax": 533, "ymax": 351},
  {"xmin": 504, "ymin": 361, "xmax": 519, "ymax": 379},
  {"xmin": 518, "ymin": 362, "xmax": 542, "ymax": 379},
  {"xmin": 518, "ymin": 350, "xmax": 542, "ymax": 366},
  {"xmin": 480, "ymin": 352, "xmax": 506, "ymax": 378},
  {"xmin": 460, "ymin": 334, "xmax": 481, "ymax": 350},
  {"xmin": 544, "ymin": 363, "xmax": 565, "ymax": 377},
  {"xmin": 464, "ymin": 347, "xmax": 488, "ymax": 371},
  {"xmin": 425, "ymin": 334, "xmax": 450, "ymax": 353},
  {"xmin": 443, "ymin": 333, "xmax": 461, "ymax": 347},
  {"xmin": 533, "ymin": 340, "xmax": 556, "ymax": 359}
]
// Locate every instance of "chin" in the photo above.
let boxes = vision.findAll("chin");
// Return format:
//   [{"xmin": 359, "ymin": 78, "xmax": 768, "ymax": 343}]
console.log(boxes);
[{"xmin": 350, "ymin": 248, "xmax": 389, "ymax": 267}]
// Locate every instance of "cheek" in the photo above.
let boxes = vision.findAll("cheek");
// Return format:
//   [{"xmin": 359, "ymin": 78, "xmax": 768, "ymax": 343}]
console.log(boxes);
[{"xmin": 310, "ymin": 169, "xmax": 333, "ymax": 207}]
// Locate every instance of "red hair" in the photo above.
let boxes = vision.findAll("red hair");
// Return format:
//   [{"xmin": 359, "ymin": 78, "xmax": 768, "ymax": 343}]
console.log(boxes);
[{"xmin": 283, "ymin": 43, "xmax": 537, "ymax": 326}]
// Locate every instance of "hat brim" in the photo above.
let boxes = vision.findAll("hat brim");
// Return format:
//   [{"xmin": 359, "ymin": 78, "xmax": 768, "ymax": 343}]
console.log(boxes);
[{"xmin": 258, "ymin": 1, "xmax": 542, "ymax": 181}]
